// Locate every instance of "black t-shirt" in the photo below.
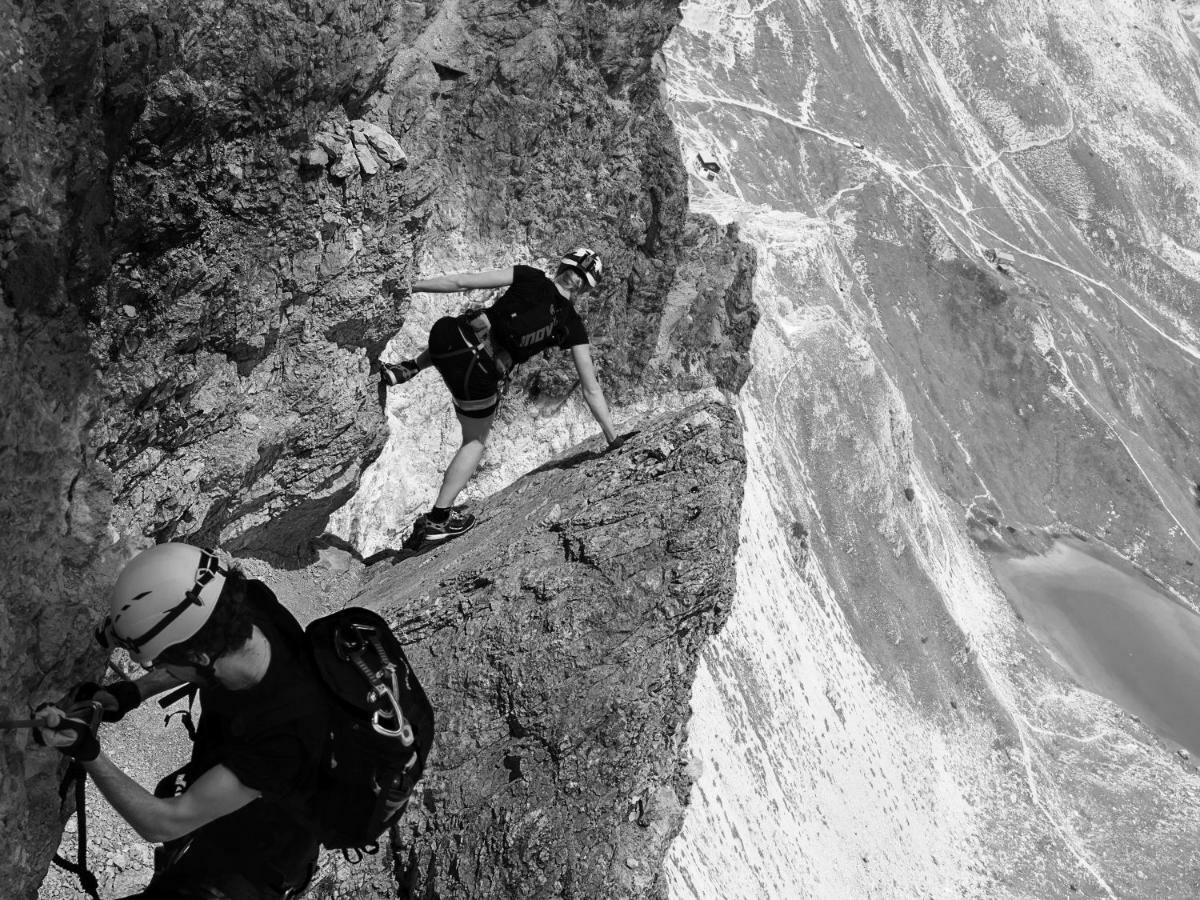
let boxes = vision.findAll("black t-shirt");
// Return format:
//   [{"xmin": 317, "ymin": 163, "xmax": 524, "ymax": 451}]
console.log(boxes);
[
  {"xmin": 486, "ymin": 264, "xmax": 590, "ymax": 364},
  {"xmin": 184, "ymin": 582, "xmax": 329, "ymax": 887}
]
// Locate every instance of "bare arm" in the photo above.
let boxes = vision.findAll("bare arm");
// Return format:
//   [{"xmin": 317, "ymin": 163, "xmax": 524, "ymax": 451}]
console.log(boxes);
[
  {"xmin": 570, "ymin": 344, "xmax": 617, "ymax": 444},
  {"xmin": 129, "ymin": 668, "xmax": 186, "ymax": 702},
  {"xmin": 83, "ymin": 755, "xmax": 260, "ymax": 843},
  {"xmin": 412, "ymin": 267, "xmax": 514, "ymax": 293}
]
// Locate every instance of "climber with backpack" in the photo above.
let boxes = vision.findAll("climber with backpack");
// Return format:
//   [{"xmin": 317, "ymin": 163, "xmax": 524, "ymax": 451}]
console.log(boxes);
[
  {"xmin": 378, "ymin": 247, "xmax": 619, "ymax": 547},
  {"xmin": 33, "ymin": 542, "xmax": 433, "ymax": 900}
]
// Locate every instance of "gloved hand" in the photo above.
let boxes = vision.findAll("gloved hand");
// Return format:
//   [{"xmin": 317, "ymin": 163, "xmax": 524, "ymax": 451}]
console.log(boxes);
[
  {"xmin": 380, "ymin": 360, "xmax": 421, "ymax": 387},
  {"xmin": 32, "ymin": 704, "xmax": 100, "ymax": 762},
  {"xmin": 62, "ymin": 680, "xmax": 142, "ymax": 723}
]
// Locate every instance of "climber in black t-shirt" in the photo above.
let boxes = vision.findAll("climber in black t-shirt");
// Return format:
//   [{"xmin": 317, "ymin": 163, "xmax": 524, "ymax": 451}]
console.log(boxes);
[
  {"xmin": 379, "ymin": 248, "xmax": 618, "ymax": 544},
  {"xmin": 34, "ymin": 543, "xmax": 328, "ymax": 900}
]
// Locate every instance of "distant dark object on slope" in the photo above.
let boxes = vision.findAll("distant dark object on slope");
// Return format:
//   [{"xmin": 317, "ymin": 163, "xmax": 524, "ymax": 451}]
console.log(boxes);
[
  {"xmin": 696, "ymin": 150, "xmax": 722, "ymax": 180},
  {"xmin": 982, "ymin": 247, "xmax": 1017, "ymax": 274}
]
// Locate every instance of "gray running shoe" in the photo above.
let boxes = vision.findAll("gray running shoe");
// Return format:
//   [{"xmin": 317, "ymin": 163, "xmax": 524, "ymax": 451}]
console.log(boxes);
[{"xmin": 419, "ymin": 511, "xmax": 477, "ymax": 543}]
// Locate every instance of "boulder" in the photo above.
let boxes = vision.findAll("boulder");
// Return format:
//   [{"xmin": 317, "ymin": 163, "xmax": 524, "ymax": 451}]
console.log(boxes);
[
  {"xmin": 351, "ymin": 135, "xmax": 380, "ymax": 176},
  {"xmin": 299, "ymin": 147, "xmax": 329, "ymax": 168},
  {"xmin": 350, "ymin": 119, "xmax": 407, "ymax": 166},
  {"xmin": 329, "ymin": 149, "xmax": 360, "ymax": 179}
]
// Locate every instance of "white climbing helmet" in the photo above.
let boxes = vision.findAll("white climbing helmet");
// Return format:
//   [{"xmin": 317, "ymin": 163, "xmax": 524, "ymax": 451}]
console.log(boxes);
[
  {"xmin": 105, "ymin": 543, "xmax": 227, "ymax": 665},
  {"xmin": 558, "ymin": 247, "xmax": 603, "ymax": 288}
]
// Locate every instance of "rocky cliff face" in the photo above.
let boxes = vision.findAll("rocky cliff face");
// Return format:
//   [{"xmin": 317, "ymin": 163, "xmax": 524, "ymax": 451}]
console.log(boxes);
[
  {"xmin": 367, "ymin": 403, "xmax": 743, "ymax": 898},
  {"xmin": 2, "ymin": 0, "xmax": 756, "ymax": 896},
  {"xmin": 329, "ymin": 0, "xmax": 761, "ymax": 553}
]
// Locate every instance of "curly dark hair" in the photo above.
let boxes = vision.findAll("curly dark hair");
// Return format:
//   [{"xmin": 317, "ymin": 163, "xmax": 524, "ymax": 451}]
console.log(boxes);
[{"xmin": 156, "ymin": 566, "xmax": 255, "ymax": 665}]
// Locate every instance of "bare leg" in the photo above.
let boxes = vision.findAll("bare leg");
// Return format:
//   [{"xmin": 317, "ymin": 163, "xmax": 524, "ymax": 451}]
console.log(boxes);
[{"xmin": 434, "ymin": 409, "xmax": 496, "ymax": 508}]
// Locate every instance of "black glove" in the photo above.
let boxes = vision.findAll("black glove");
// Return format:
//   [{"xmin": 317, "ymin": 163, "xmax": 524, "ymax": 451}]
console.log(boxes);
[
  {"xmin": 32, "ymin": 704, "xmax": 100, "ymax": 763},
  {"xmin": 380, "ymin": 360, "xmax": 421, "ymax": 387},
  {"xmin": 65, "ymin": 680, "xmax": 142, "ymax": 723}
]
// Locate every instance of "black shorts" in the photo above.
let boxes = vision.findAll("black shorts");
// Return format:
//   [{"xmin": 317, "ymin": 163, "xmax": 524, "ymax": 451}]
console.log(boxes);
[{"xmin": 428, "ymin": 316, "xmax": 502, "ymax": 418}]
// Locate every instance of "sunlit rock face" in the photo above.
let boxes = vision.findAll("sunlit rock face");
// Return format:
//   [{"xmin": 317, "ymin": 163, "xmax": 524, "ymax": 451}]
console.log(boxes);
[
  {"xmin": 363, "ymin": 403, "xmax": 744, "ymax": 898},
  {"xmin": 331, "ymin": 209, "xmax": 756, "ymax": 556},
  {"xmin": 663, "ymin": 1, "xmax": 1200, "ymax": 897},
  {"xmin": 330, "ymin": 0, "xmax": 760, "ymax": 554}
]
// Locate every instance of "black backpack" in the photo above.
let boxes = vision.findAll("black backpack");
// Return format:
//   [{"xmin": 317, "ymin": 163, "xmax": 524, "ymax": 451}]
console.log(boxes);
[
  {"xmin": 305, "ymin": 607, "xmax": 435, "ymax": 852},
  {"xmin": 487, "ymin": 293, "xmax": 568, "ymax": 356},
  {"xmin": 157, "ymin": 596, "xmax": 434, "ymax": 855}
]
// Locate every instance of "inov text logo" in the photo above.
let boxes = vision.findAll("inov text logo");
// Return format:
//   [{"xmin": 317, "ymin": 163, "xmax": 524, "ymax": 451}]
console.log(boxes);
[{"xmin": 519, "ymin": 325, "xmax": 553, "ymax": 346}]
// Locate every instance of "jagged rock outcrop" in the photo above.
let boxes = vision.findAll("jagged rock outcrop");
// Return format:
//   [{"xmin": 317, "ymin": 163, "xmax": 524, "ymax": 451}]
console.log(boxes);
[
  {"xmin": 3, "ymin": 0, "xmax": 415, "ymax": 561},
  {"xmin": 362, "ymin": 402, "xmax": 743, "ymax": 898},
  {"xmin": 645, "ymin": 216, "xmax": 757, "ymax": 392}
]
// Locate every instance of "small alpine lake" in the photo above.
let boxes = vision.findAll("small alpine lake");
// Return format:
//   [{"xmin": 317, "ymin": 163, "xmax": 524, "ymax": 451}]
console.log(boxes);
[{"xmin": 991, "ymin": 537, "xmax": 1200, "ymax": 756}]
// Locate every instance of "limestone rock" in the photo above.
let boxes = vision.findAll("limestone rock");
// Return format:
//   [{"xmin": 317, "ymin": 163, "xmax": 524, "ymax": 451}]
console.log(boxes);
[
  {"xmin": 299, "ymin": 147, "xmax": 329, "ymax": 168},
  {"xmin": 351, "ymin": 136, "xmax": 380, "ymax": 176},
  {"xmin": 350, "ymin": 119, "xmax": 407, "ymax": 166},
  {"xmin": 329, "ymin": 149, "xmax": 360, "ymax": 179},
  {"xmin": 645, "ymin": 216, "xmax": 758, "ymax": 393},
  {"xmin": 358, "ymin": 402, "xmax": 744, "ymax": 897},
  {"xmin": 312, "ymin": 131, "xmax": 345, "ymax": 158}
]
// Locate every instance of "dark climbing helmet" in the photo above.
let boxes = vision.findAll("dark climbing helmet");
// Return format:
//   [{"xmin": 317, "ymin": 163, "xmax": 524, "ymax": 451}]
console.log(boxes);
[
  {"xmin": 558, "ymin": 248, "xmax": 603, "ymax": 288},
  {"xmin": 101, "ymin": 543, "xmax": 227, "ymax": 665}
]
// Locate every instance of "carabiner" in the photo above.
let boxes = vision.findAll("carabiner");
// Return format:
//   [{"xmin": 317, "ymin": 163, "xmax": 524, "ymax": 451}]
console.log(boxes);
[{"xmin": 371, "ymin": 687, "xmax": 415, "ymax": 744}]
